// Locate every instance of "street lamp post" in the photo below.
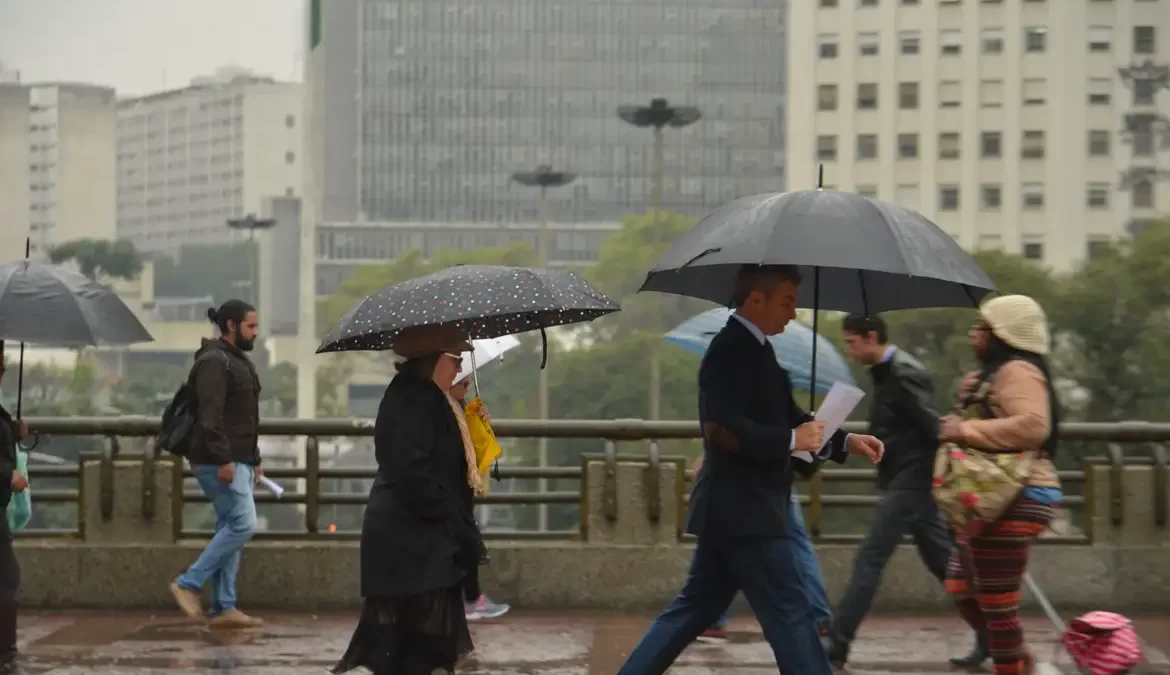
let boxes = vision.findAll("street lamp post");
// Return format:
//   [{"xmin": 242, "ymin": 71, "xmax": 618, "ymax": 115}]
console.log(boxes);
[
  {"xmin": 510, "ymin": 165, "xmax": 576, "ymax": 532},
  {"xmin": 225, "ymin": 214, "xmax": 276, "ymax": 306},
  {"xmin": 616, "ymin": 98, "xmax": 701, "ymax": 421}
]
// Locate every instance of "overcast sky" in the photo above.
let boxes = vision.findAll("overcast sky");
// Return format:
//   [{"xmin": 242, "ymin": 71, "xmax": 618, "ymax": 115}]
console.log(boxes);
[{"xmin": 0, "ymin": 0, "xmax": 303, "ymax": 96}]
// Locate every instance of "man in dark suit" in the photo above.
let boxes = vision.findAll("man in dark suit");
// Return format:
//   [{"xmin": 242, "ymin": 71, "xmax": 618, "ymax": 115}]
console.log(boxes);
[
  {"xmin": 0, "ymin": 345, "xmax": 27, "ymax": 675},
  {"xmin": 823, "ymin": 314, "xmax": 967, "ymax": 668},
  {"xmin": 615, "ymin": 265, "xmax": 885, "ymax": 675}
]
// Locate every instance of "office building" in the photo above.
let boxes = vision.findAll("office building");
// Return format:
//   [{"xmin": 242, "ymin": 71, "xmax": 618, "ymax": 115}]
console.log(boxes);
[
  {"xmin": 787, "ymin": 0, "xmax": 1170, "ymax": 271},
  {"xmin": 116, "ymin": 68, "xmax": 302, "ymax": 256},
  {"xmin": 0, "ymin": 84, "xmax": 30, "ymax": 260}
]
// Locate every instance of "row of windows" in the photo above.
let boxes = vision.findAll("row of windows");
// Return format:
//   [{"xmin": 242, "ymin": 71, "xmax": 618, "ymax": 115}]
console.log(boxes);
[
  {"xmin": 817, "ymin": 77, "xmax": 1161, "ymax": 111},
  {"xmin": 818, "ymin": 25, "xmax": 1156, "ymax": 59},
  {"xmin": 815, "ymin": 129, "xmax": 1149, "ymax": 161},
  {"xmin": 821, "ymin": 0, "xmax": 1157, "ymax": 8},
  {"xmin": 856, "ymin": 181, "xmax": 1156, "ymax": 214}
]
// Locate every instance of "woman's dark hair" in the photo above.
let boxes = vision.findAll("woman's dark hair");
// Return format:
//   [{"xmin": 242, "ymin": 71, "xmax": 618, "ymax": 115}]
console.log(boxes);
[
  {"xmin": 978, "ymin": 333, "xmax": 1061, "ymax": 458},
  {"xmin": 207, "ymin": 299, "xmax": 255, "ymax": 334},
  {"xmin": 394, "ymin": 353, "xmax": 442, "ymax": 380}
]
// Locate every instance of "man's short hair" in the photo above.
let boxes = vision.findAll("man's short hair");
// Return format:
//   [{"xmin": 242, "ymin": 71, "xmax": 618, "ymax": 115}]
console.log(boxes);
[
  {"xmin": 731, "ymin": 264, "xmax": 802, "ymax": 308},
  {"xmin": 842, "ymin": 313, "xmax": 889, "ymax": 344}
]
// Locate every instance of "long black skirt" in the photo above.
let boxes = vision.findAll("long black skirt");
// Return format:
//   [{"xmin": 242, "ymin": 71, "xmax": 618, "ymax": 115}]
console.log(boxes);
[{"xmin": 332, "ymin": 586, "xmax": 473, "ymax": 675}]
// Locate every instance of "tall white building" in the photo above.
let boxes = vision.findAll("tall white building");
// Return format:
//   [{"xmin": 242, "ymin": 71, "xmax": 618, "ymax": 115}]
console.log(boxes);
[
  {"xmin": 0, "ymin": 79, "xmax": 117, "ymax": 261},
  {"xmin": 116, "ymin": 68, "xmax": 303, "ymax": 257},
  {"xmin": 787, "ymin": 0, "xmax": 1170, "ymax": 271}
]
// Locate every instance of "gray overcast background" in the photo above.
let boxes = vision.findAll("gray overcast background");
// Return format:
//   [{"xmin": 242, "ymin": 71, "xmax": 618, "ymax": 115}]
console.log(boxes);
[{"xmin": 0, "ymin": 0, "xmax": 302, "ymax": 94}]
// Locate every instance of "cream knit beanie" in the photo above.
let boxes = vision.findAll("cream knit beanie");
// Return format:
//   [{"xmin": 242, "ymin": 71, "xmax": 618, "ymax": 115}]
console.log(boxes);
[{"xmin": 980, "ymin": 294, "xmax": 1050, "ymax": 356}]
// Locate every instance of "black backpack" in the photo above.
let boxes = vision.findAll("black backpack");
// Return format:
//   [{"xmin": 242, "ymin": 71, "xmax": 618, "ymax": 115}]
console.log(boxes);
[{"xmin": 156, "ymin": 351, "xmax": 231, "ymax": 457}]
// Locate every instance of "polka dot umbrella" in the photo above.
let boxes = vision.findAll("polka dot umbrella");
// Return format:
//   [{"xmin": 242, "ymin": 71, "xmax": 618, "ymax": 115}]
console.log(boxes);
[{"xmin": 315, "ymin": 265, "xmax": 621, "ymax": 365}]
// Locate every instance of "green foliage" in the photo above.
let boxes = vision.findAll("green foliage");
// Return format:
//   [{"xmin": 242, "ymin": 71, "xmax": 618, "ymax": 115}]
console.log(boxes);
[
  {"xmin": 153, "ymin": 242, "xmax": 255, "ymax": 303},
  {"xmin": 49, "ymin": 239, "xmax": 142, "ymax": 281}
]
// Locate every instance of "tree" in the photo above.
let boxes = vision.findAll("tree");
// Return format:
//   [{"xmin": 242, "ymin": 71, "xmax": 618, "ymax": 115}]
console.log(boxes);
[
  {"xmin": 262, "ymin": 361, "xmax": 356, "ymax": 418},
  {"xmin": 153, "ymin": 242, "xmax": 255, "ymax": 303},
  {"xmin": 49, "ymin": 239, "xmax": 142, "ymax": 281}
]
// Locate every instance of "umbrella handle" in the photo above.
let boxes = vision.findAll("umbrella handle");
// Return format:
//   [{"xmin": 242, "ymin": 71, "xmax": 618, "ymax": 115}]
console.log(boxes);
[
  {"xmin": 809, "ymin": 268, "xmax": 820, "ymax": 411},
  {"xmin": 14, "ymin": 342, "xmax": 24, "ymax": 420},
  {"xmin": 470, "ymin": 350, "xmax": 480, "ymax": 399}
]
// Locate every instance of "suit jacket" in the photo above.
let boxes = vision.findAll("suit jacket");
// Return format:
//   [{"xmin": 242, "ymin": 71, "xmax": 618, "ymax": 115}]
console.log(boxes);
[
  {"xmin": 684, "ymin": 318, "xmax": 848, "ymax": 539},
  {"xmin": 868, "ymin": 348, "xmax": 940, "ymax": 491}
]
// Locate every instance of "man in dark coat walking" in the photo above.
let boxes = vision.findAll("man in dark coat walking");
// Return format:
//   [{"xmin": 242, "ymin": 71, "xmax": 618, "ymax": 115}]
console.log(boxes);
[
  {"xmin": 0, "ymin": 344, "xmax": 28, "ymax": 674},
  {"xmin": 614, "ymin": 265, "xmax": 885, "ymax": 675},
  {"xmin": 824, "ymin": 314, "xmax": 974, "ymax": 667}
]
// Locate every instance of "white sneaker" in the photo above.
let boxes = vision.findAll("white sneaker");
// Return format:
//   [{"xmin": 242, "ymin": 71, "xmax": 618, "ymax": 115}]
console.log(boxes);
[{"xmin": 464, "ymin": 595, "xmax": 510, "ymax": 621}]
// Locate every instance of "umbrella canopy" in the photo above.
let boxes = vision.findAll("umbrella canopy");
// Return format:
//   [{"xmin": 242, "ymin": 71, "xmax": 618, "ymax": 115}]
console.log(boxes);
[
  {"xmin": 665, "ymin": 308, "xmax": 855, "ymax": 395},
  {"xmin": 317, "ymin": 265, "xmax": 620, "ymax": 355},
  {"xmin": 640, "ymin": 190, "xmax": 996, "ymax": 313},
  {"xmin": 0, "ymin": 260, "xmax": 154, "ymax": 347},
  {"xmin": 455, "ymin": 335, "xmax": 522, "ymax": 384}
]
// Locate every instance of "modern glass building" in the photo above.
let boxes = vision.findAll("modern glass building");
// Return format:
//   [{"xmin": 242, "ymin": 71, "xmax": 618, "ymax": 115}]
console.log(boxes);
[{"xmin": 312, "ymin": 0, "xmax": 788, "ymax": 225}]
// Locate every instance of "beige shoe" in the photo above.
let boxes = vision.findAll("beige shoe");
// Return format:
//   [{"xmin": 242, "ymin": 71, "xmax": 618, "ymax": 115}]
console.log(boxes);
[
  {"xmin": 208, "ymin": 609, "xmax": 264, "ymax": 629},
  {"xmin": 169, "ymin": 582, "xmax": 203, "ymax": 619}
]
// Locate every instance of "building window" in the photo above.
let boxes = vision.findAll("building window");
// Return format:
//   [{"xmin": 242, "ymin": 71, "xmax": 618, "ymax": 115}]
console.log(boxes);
[
  {"xmin": 1088, "ymin": 26, "xmax": 1112, "ymax": 52},
  {"xmin": 859, "ymin": 0, "xmax": 877, "ymax": 5},
  {"xmin": 899, "ymin": 82, "xmax": 919, "ymax": 109},
  {"xmin": 1086, "ymin": 183, "xmax": 1110, "ymax": 209},
  {"xmin": 939, "ymin": 133, "xmax": 961, "ymax": 159},
  {"xmin": 1133, "ymin": 179, "xmax": 1154, "ymax": 208},
  {"xmin": 285, "ymin": 151, "xmax": 296, "ymax": 164},
  {"xmin": 939, "ymin": 186, "xmax": 960, "ymax": 211},
  {"xmin": 939, "ymin": 80, "xmax": 961, "ymax": 108},
  {"xmin": 1022, "ymin": 131, "xmax": 1045, "ymax": 159},
  {"xmin": 285, "ymin": 114, "xmax": 296, "ymax": 128},
  {"xmin": 1088, "ymin": 130, "xmax": 1111, "ymax": 157},
  {"xmin": 856, "ymin": 185, "xmax": 878, "ymax": 198},
  {"xmin": 980, "ymin": 79, "xmax": 1004, "ymax": 107},
  {"xmin": 941, "ymin": 30, "xmax": 962, "ymax": 55},
  {"xmin": 981, "ymin": 184, "xmax": 1002, "ymax": 210},
  {"xmin": 896, "ymin": 184, "xmax": 919, "ymax": 209},
  {"xmin": 859, "ymin": 32, "xmax": 880, "ymax": 56},
  {"xmin": 857, "ymin": 134, "xmax": 879, "ymax": 159},
  {"xmin": 819, "ymin": 34, "xmax": 839, "ymax": 59},
  {"xmin": 857, "ymin": 83, "xmax": 878, "ymax": 110},
  {"xmin": 1087, "ymin": 78, "xmax": 1112, "ymax": 105},
  {"xmin": 817, "ymin": 135, "xmax": 838, "ymax": 161},
  {"xmin": 820, "ymin": 0, "xmax": 838, "ymax": 6},
  {"xmin": 1022, "ymin": 183, "xmax": 1045, "ymax": 210},
  {"xmin": 285, "ymin": 187, "xmax": 295, "ymax": 197},
  {"xmin": 1025, "ymin": 27, "xmax": 1048, "ymax": 53},
  {"xmin": 1086, "ymin": 239, "xmax": 1110, "ymax": 260},
  {"xmin": 1134, "ymin": 132, "xmax": 1155, "ymax": 156},
  {"xmin": 898, "ymin": 133, "xmax": 919, "ymax": 158},
  {"xmin": 900, "ymin": 31, "xmax": 921, "ymax": 55},
  {"xmin": 818, "ymin": 84, "xmax": 839, "ymax": 111},
  {"xmin": 1022, "ymin": 242, "xmax": 1044, "ymax": 261},
  {"xmin": 981, "ymin": 131, "xmax": 1002, "ymax": 158},
  {"xmin": 982, "ymin": 28, "xmax": 1005, "ymax": 54},
  {"xmin": 1134, "ymin": 26, "xmax": 1156, "ymax": 55},
  {"xmin": 902, "ymin": 0, "xmax": 920, "ymax": 4},
  {"xmin": 1134, "ymin": 79, "xmax": 1156, "ymax": 105},
  {"xmin": 1022, "ymin": 78, "xmax": 1046, "ymax": 105}
]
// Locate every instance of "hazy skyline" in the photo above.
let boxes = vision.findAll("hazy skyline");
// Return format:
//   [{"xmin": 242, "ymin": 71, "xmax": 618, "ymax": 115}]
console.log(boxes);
[{"xmin": 0, "ymin": 0, "xmax": 302, "ymax": 95}]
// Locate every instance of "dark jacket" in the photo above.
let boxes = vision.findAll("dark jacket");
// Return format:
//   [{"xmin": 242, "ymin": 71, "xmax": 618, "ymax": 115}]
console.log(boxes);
[
  {"xmin": 867, "ymin": 347, "xmax": 940, "ymax": 491},
  {"xmin": 0, "ymin": 405, "xmax": 15, "ymax": 509},
  {"xmin": 187, "ymin": 338, "xmax": 262, "ymax": 467},
  {"xmin": 360, "ymin": 372, "xmax": 482, "ymax": 600},
  {"xmin": 685, "ymin": 318, "xmax": 848, "ymax": 539}
]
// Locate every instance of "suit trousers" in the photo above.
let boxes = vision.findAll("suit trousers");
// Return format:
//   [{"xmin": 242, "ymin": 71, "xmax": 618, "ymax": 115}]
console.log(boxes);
[
  {"xmin": 0, "ymin": 514, "xmax": 20, "ymax": 661},
  {"xmin": 616, "ymin": 533, "xmax": 833, "ymax": 675}
]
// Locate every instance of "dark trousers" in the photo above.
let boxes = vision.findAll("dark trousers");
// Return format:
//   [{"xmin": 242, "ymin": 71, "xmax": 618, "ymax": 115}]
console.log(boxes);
[
  {"xmin": 616, "ymin": 534, "xmax": 833, "ymax": 675},
  {"xmin": 0, "ymin": 516, "xmax": 19, "ymax": 661},
  {"xmin": 833, "ymin": 488, "xmax": 951, "ymax": 644}
]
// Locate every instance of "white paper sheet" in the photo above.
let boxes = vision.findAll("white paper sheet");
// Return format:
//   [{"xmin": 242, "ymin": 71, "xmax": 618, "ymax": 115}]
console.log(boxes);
[
  {"xmin": 792, "ymin": 382, "xmax": 867, "ymax": 463},
  {"xmin": 258, "ymin": 475, "xmax": 285, "ymax": 498}
]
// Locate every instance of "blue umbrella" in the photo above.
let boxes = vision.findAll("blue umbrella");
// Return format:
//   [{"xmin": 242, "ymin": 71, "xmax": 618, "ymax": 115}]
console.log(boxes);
[{"xmin": 665, "ymin": 308, "xmax": 856, "ymax": 395}]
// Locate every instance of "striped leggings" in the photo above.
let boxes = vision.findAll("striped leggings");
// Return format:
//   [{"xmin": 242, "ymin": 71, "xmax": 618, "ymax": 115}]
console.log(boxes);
[{"xmin": 944, "ymin": 497, "xmax": 1054, "ymax": 675}]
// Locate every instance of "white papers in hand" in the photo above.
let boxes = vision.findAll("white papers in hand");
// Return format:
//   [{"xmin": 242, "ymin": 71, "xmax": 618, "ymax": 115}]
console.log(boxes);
[
  {"xmin": 258, "ymin": 475, "xmax": 285, "ymax": 498},
  {"xmin": 792, "ymin": 382, "xmax": 867, "ymax": 463}
]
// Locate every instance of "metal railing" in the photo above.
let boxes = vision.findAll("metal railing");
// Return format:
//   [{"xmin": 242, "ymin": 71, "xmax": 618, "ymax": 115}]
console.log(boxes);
[{"xmin": 19, "ymin": 417, "xmax": 1170, "ymax": 544}]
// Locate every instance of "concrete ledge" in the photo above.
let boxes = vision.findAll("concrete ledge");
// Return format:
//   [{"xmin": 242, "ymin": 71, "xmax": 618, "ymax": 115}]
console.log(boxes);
[{"xmin": 13, "ymin": 540, "xmax": 1162, "ymax": 612}]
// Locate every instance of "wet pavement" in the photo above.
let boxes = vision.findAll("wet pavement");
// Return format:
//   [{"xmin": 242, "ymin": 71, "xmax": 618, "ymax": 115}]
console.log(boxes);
[{"xmin": 13, "ymin": 611, "xmax": 1170, "ymax": 674}]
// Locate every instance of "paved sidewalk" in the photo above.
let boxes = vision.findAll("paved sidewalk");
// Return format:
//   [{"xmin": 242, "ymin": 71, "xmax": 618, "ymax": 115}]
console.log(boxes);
[{"xmin": 13, "ymin": 611, "xmax": 1170, "ymax": 673}]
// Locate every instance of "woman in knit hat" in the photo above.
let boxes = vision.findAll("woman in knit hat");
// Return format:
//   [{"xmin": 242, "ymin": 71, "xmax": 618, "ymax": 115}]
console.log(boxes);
[
  {"xmin": 333, "ymin": 323, "xmax": 485, "ymax": 675},
  {"xmin": 937, "ymin": 295, "xmax": 1063, "ymax": 675}
]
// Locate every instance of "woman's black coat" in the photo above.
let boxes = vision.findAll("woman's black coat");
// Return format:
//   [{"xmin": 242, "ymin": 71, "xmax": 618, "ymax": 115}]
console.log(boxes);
[{"xmin": 360, "ymin": 371, "xmax": 482, "ymax": 600}]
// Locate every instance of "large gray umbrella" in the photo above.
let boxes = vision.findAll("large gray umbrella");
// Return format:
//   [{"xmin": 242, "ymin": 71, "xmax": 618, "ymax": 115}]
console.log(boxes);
[
  {"xmin": 0, "ymin": 260, "xmax": 154, "ymax": 347},
  {"xmin": 640, "ymin": 190, "xmax": 996, "ymax": 313}
]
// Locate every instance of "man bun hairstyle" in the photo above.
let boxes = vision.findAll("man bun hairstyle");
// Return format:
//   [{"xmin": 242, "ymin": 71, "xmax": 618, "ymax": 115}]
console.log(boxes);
[
  {"xmin": 731, "ymin": 264, "xmax": 803, "ymax": 308},
  {"xmin": 207, "ymin": 298, "xmax": 255, "ymax": 333}
]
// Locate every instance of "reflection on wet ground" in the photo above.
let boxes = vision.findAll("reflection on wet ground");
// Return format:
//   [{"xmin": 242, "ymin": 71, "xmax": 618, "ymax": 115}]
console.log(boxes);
[{"xmin": 14, "ymin": 611, "xmax": 1170, "ymax": 674}]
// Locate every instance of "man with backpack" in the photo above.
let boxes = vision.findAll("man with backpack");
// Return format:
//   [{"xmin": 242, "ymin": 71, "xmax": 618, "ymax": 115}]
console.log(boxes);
[
  {"xmin": 0, "ymin": 345, "xmax": 28, "ymax": 673},
  {"xmin": 168, "ymin": 300, "xmax": 264, "ymax": 629}
]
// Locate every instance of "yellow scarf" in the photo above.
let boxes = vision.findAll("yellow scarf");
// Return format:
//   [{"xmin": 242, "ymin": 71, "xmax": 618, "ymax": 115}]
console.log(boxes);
[{"xmin": 444, "ymin": 392, "xmax": 484, "ymax": 496}]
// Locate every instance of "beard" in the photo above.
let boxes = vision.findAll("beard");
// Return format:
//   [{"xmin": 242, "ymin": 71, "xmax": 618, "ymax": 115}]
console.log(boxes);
[{"xmin": 237, "ymin": 336, "xmax": 256, "ymax": 352}]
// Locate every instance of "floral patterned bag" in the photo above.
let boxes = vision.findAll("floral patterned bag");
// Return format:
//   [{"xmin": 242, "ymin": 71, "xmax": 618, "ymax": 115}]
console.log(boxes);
[{"xmin": 931, "ymin": 377, "xmax": 1034, "ymax": 538}]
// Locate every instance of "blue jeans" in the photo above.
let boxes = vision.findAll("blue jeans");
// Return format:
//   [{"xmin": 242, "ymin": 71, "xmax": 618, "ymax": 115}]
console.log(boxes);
[
  {"xmin": 175, "ymin": 463, "xmax": 256, "ymax": 617},
  {"xmin": 710, "ymin": 492, "xmax": 831, "ymax": 632},
  {"xmin": 617, "ymin": 533, "xmax": 833, "ymax": 675}
]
